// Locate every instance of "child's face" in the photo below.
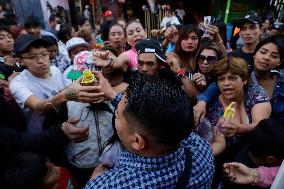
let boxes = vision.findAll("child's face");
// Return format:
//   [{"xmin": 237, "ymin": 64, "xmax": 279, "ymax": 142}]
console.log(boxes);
[
  {"xmin": 69, "ymin": 45, "xmax": 88, "ymax": 60},
  {"xmin": 26, "ymin": 26, "xmax": 41, "ymax": 38},
  {"xmin": 0, "ymin": 30, "xmax": 14, "ymax": 54},
  {"xmin": 47, "ymin": 45, "xmax": 58, "ymax": 60}
]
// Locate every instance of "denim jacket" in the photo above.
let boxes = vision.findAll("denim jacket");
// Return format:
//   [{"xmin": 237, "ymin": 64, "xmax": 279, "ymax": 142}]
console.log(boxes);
[
  {"xmin": 251, "ymin": 70, "xmax": 284, "ymax": 118},
  {"xmin": 196, "ymin": 82, "xmax": 219, "ymax": 104}
]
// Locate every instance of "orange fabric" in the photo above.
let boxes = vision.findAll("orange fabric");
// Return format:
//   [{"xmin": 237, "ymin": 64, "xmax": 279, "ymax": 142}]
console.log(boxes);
[{"xmin": 233, "ymin": 27, "xmax": 240, "ymax": 36}]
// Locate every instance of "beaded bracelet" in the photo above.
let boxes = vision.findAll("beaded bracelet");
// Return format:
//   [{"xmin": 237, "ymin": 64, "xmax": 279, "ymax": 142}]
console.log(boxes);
[{"xmin": 250, "ymin": 168, "xmax": 260, "ymax": 186}]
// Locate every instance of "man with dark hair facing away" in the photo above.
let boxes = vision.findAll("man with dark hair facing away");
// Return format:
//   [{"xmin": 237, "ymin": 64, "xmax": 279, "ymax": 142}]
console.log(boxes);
[{"xmin": 84, "ymin": 72, "xmax": 214, "ymax": 188}]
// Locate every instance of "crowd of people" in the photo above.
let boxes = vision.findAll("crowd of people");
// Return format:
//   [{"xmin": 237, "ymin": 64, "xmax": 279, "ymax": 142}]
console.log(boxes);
[{"xmin": 0, "ymin": 4, "xmax": 284, "ymax": 189}]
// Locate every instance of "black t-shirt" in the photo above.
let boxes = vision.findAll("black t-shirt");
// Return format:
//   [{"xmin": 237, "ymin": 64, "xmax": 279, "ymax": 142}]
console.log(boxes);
[{"xmin": 228, "ymin": 48, "xmax": 254, "ymax": 73}]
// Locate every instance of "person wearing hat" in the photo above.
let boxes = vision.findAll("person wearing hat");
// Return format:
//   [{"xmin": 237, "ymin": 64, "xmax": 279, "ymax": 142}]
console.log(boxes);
[
  {"xmin": 66, "ymin": 37, "xmax": 89, "ymax": 61},
  {"xmin": 269, "ymin": 22, "xmax": 284, "ymax": 37},
  {"xmin": 107, "ymin": 39, "xmax": 199, "ymax": 100},
  {"xmin": 62, "ymin": 48, "xmax": 115, "ymax": 188},
  {"xmin": 93, "ymin": 38, "xmax": 199, "ymax": 99},
  {"xmin": 136, "ymin": 39, "xmax": 168, "ymax": 76},
  {"xmin": 229, "ymin": 13, "xmax": 262, "ymax": 72},
  {"xmin": 9, "ymin": 34, "xmax": 103, "ymax": 133},
  {"xmin": 63, "ymin": 37, "xmax": 89, "ymax": 85}
]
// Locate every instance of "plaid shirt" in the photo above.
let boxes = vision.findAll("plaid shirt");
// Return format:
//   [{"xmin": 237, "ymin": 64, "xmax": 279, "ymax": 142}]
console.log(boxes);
[
  {"xmin": 84, "ymin": 132, "xmax": 214, "ymax": 189},
  {"xmin": 111, "ymin": 93, "xmax": 122, "ymax": 108}
]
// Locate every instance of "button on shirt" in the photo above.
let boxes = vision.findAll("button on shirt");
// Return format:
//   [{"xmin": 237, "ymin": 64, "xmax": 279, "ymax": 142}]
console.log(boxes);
[{"xmin": 84, "ymin": 132, "xmax": 214, "ymax": 189}]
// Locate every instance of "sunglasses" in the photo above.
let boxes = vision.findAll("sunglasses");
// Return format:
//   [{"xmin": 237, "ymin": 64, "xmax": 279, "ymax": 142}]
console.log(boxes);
[{"xmin": 198, "ymin": 55, "xmax": 217, "ymax": 64}]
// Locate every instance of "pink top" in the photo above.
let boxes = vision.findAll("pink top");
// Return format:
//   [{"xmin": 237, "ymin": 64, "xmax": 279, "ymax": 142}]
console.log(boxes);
[
  {"xmin": 257, "ymin": 166, "xmax": 279, "ymax": 187},
  {"xmin": 122, "ymin": 48, "xmax": 138, "ymax": 72}
]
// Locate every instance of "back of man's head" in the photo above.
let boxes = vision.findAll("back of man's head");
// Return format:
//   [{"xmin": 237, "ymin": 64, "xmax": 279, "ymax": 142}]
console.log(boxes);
[
  {"xmin": 248, "ymin": 119, "xmax": 284, "ymax": 161},
  {"xmin": 125, "ymin": 73, "xmax": 193, "ymax": 146}
]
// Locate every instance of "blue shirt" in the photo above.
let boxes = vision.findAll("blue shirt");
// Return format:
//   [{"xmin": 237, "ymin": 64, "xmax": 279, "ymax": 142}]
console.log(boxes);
[
  {"xmin": 84, "ymin": 132, "xmax": 214, "ymax": 189},
  {"xmin": 251, "ymin": 70, "xmax": 284, "ymax": 119}
]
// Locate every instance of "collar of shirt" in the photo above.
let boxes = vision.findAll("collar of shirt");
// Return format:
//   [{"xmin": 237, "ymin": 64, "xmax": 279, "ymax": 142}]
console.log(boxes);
[{"xmin": 117, "ymin": 145, "xmax": 184, "ymax": 171}]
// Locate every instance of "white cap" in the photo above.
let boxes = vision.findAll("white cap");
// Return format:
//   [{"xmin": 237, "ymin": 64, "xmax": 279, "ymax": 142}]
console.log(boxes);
[{"xmin": 66, "ymin": 37, "xmax": 89, "ymax": 52}]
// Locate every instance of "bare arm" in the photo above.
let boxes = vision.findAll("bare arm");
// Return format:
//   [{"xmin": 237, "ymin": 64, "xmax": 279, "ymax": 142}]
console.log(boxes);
[
  {"xmin": 212, "ymin": 133, "xmax": 226, "ymax": 156},
  {"xmin": 221, "ymin": 102, "xmax": 271, "ymax": 137},
  {"xmin": 161, "ymin": 26, "xmax": 177, "ymax": 49},
  {"xmin": 111, "ymin": 53, "xmax": 129, "ymax": 72},
  {"xmin": 237, "ymin": 102, "xmax": 271, "ymax": 134},
  {"xmin": 166, "ymin": 53, "xmax": 200, "ymax": 99},
  {"xmin": 93, "ymin": 50, "xmax": 129, "ymax": 72},
  {"xmin": 206, "ymin": 25, "xmax": 227, "ymax": 58},
  {"xmin": 113, "ymin": 82, "xmax": 128, "ymax": 94},
  {"xmin": 180, "ymin": 77, "xmax": 200, "ymax": 99},
  {"xmin": 25, "ymin": 78, "xmax": 104, "ymax": 115}
]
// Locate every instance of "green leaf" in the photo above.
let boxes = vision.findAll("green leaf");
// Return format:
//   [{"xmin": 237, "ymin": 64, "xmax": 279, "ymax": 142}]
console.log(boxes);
[{"xmin": 67, "ymin": 69, "xmax": 83, "ymax": 80}]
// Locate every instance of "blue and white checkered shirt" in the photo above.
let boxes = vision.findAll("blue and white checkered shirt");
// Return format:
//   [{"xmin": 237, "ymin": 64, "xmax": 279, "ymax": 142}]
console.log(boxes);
[
  {"xmin": 84, "ymin": 132, "xmax": 214, "ymax": 189},
  {"xmin": 111, "ymin": 92, "xmax": 122, "ymax": 108}
]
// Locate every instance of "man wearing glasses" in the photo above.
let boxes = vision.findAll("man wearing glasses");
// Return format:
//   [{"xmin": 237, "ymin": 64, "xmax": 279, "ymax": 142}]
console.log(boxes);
[{"xmin": 9, "ymin": 34, "xmax": 103, "ymax": 134}]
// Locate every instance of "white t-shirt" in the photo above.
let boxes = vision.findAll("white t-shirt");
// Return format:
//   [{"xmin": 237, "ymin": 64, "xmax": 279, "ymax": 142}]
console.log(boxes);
[
  {"xmin": 63, "ymin": 65, "xmax": 73, "ymax": 86},
  {"xmin": 175, "ymin": 9, "xmax": 185, "ymax": 20},
  {"xmin": 9, "ymin": 66, "xmax": 66, "ymax": 133},
  {"xmin": 160, "ymin": 16, "xmax": 181, "ymax": 30}
]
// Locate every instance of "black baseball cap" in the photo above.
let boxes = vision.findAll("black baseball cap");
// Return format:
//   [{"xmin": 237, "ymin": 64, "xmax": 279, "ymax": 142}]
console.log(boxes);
[
  {"xmin": 235, "ymin": 14, "xmax": 262, "ymax": 28},
  {"xmin": 14, "ymin": 34, "xmax": 48, "ymax": 57},
  {"xmin": 270, "ymin": 22, "xmax": 284, "ymax": 31},
  {"xmin": 135, "ymin": 39, "xmax": 167, "ymax": 63}
]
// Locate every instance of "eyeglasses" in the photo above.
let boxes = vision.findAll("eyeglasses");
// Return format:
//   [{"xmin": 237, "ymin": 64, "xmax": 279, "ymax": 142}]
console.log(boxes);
[
  {"xmin": 198, "ymin": 55, "xmax": 217, "ymax": 64},
  {"xmin": 21, "ymin": 52, "xmax": 50, "ymax": 61}
]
